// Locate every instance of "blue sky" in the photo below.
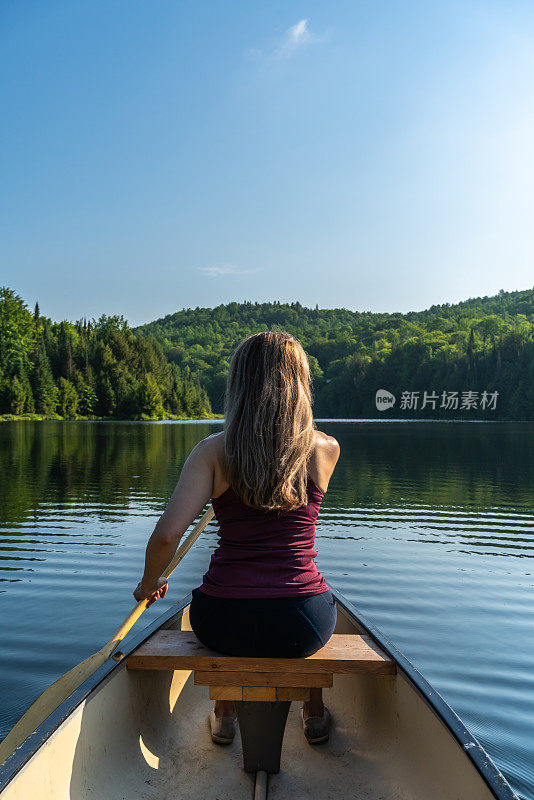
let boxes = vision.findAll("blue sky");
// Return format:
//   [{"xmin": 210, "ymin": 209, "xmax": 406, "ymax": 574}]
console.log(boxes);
[{"xmin": 2, "ymin": 1, "xmax": 534, "ymax": 326}]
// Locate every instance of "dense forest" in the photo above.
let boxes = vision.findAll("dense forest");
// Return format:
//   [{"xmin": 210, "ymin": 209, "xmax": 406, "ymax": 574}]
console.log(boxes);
[
  {"xmin": 0, "ymin": 288, "xmax": 212, "ymax": 420},
  {"xmin": 137, "ymin": 287, "xmax": 534, "ymax": 420},
  {"xmin": 2, "ymin": 285, "xmax": 534, "ymax": 420}
]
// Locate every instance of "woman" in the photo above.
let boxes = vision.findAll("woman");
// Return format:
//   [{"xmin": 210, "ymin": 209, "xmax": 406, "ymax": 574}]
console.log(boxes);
[{"xmin": 134, "ymin": 331, "xmax": 340, "ymax": 746}]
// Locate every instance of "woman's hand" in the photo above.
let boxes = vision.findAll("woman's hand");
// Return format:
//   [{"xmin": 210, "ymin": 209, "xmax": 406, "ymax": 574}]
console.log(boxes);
[{"xmin": 133, "ymin": 577, "xmax": 168, "ymax": 607}]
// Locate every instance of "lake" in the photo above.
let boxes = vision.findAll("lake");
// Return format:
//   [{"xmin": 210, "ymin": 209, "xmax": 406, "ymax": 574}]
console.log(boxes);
[{"xmin": 0, "ymin": 420, "xmax": 533, "ymax": 799}]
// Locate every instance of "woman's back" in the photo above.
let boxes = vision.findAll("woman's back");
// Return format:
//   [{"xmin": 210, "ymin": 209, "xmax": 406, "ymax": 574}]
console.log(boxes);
[{"xmin": 200, "ymin": 472, "xmax": 328, "ymax": 598}]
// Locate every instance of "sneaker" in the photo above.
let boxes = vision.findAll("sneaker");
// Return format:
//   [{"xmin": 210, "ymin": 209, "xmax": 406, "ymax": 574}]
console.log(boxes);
[
  {"xmin": 302, "ymin": 706, "xmax": 331, "ymax": 744},
  {"xmin": 209, "ymin": 710, "xmax": 237, "ymax": 744}
]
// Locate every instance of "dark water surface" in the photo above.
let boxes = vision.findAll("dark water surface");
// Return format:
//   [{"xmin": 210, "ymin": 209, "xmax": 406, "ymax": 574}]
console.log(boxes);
[{"xmin": 0, "ymin": 420, "xmax": 533, "ymax": 798}]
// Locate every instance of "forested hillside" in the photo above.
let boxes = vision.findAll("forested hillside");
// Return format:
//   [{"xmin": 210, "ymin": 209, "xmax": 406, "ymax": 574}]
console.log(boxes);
[
  {"xmin": 136, "ymin": 288, "xmax": 534, "ymax": 419},
  {"xmin": 3, "ymin": 285, "xmax": 534, "ymax": 420},
  {"xmin": 0, "ymin": 288, "xmax": 211, "ymax": 419}
]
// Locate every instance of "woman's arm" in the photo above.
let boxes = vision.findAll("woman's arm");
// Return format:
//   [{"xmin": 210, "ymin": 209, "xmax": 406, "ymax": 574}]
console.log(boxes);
[{"xmin": 133, "ymin": 437, "xmax": 215, "ymax": 605}]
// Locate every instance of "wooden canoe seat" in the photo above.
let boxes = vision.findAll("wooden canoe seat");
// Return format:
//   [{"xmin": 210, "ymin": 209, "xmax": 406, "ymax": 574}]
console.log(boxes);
[
  {"xmin": 127, "ymin": 630, "xmax": 395, "ymax": 701},
  {"xmin": 128, "ymin": 630, "xmax": 395, "ymax": 774}
]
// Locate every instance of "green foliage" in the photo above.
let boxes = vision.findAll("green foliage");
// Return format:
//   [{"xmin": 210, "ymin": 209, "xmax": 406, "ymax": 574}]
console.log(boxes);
[
  {"xmin": 73, "ymin": 372, "xmax": 97, "ymax": 416},
  {"xmin": 4, "ymin": 375, "xmax": 26, "ymax": 414},
  {"xmin": 0, "ymin": 288, "xmax": 33, "ymax": 376},
  {"xmin": 0, "ymin": 288, "xmax": 212, "ymax": 420},
  {"xmin": 57, "ymin": 378, "xmax": 79, "ymax": 419},
  {"xmin": 31, "ymin": 333, "xmax": 58, "ymax": 413},
  {"xmin": 137, "ymin": 374, "xmax": 165, "ymax": 419},
  {"xmin": 136, "ymin": 289, "xmax": 534, "ymax": 420},
  {"xmin": 3, "ymin": 284, "xmax": 534, "ymax": 420}
]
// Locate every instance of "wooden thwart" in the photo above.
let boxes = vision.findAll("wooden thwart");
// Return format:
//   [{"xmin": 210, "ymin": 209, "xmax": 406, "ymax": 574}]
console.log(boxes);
[
  {"xmin": 209, "ymin": 685, "xmax": 243, "ymax": 701},
  {"xmin": 127, "ymin": 631, "xmax": 395, "ymax": 675},
  {"xmin": 210, "ymin": 686, "xmax": 311, "ymax": 701},
  {"xmin": 195, "ymin": 671, "xmax": 333, "ymax": 687}
]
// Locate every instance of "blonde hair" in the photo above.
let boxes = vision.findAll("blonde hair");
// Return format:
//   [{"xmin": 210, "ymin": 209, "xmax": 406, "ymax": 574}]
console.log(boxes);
[{"xmin": 223, "ymin": 330, "xmax": 316, "ymax": 511}]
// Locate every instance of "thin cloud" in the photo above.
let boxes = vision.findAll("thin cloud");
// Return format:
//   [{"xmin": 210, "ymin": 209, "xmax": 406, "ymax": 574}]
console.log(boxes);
[
  {"xmin": 281, "ymin": 19, "xmax": 312, "ymax": 56},
  {"xmin": 247, "ymin": 19, "xmax": 324, "ymax": 62},
  {"xmin": 198, "ymin": 266, "xmax": 258, "ymax": 278}
]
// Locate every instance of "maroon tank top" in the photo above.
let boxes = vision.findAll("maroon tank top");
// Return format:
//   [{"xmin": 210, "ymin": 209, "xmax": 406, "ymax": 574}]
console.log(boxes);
[{"xmin": 200, "ymin": 476, "xmax": 328, "ymax": 599}]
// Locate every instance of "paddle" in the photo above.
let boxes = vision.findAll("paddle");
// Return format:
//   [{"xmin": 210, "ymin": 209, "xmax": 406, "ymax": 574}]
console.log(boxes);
[{"xmin": 0, "ymin": 505, "xmax": 215, "ymax": 765}]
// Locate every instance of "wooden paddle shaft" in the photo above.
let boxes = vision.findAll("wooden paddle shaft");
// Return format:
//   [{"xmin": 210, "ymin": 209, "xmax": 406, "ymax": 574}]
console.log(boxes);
[{"xmin": 104, "ymin": 505, "xmax": 215, "ymax": 657}]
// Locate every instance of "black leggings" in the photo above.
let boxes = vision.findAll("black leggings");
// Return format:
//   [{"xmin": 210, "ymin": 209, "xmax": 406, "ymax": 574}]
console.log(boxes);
[{"xmin": 189, "ymin": 587, "xmax": 337, "ymax": 658}]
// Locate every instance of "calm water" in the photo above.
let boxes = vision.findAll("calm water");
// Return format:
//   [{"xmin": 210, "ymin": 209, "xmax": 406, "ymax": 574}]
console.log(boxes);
[{"xmin": 0, "ymin": 420, "xmax": 533, "ymax": 798}]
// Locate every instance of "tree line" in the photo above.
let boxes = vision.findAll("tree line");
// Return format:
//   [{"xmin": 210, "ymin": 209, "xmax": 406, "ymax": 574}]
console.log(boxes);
[
  {"xmin": 3, "ymin": 285, "xmax": 534, "ymax": 421},
  {"xmin": 0, "ymin": 287, "xmax": 212, "ymax": 419},
  {"xmin": 136, "ymin": 288, "xmax": 534, "ymax": 420}
]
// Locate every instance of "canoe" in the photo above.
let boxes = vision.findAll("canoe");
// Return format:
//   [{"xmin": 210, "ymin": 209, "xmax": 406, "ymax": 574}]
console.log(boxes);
[{"xmin": 0, "ymin": 586, "xmax": 518, "ymax": 800}]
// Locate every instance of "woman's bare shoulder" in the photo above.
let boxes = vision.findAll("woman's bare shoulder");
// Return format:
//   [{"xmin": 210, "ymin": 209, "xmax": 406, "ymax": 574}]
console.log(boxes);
[
  {"xmin": 201, "ymin": 430, "xmax": 225, "ymax": 446},
  {"xmin": 308, "ymin": 430, "xmax": 340, "ymax": 492},
  {"xmin": 313, "ymin": 429, "xmax": 340, "ymax": 458},
  {"xmin": 195, "ymin": 431, "xmax": 225, "ymax": 460}
]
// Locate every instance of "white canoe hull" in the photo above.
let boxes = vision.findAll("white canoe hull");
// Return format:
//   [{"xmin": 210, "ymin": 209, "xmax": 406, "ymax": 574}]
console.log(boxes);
[{"xmin": 0, "ymin": 588, "xmax": 518, "ymax": 799}]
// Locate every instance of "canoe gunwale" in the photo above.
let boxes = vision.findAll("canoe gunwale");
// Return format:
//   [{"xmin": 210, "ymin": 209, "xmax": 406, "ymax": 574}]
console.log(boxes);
[
  {"xmin": 331, "ymin": 588, "xmax": 519, "ymax": 800},
  {"xmin": 0, "ymin": 587, "xmax": 519, "ymax": 800},
  {"xmin": 0, "ymin": 594, "xmax": 193, "ymax": 793}
]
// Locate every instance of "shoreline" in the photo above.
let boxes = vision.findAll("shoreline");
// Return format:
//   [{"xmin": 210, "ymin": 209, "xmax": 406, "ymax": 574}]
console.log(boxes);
[
  {"xmin": 0, "ymin": 414, "xmax": 526, "ymax": 424},
  {"xmin": 0, "ymin": 413, "xmax": 225, "ymax": 423}
]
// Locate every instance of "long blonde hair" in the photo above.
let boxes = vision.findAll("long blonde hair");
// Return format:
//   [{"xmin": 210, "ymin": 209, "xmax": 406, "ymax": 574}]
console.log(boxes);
[{"xmin": 223, "ymin": 330, "xmax": 316, "ymax": 511}]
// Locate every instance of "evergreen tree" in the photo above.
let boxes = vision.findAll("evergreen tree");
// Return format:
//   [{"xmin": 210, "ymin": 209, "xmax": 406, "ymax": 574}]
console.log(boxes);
[
  {"xmin": 31, "ymin": 334, "xmax": 58, "ymax": 413},
  {"xmin": 6, "ymin": 375, "xmax": 26, "ymax": 414},
  {"xmin": 0, "ymin": 288, "xmax": 33, "ymax": 377},
  {"xmin": 77, "ymin": 382, "xmax": 98, "ymax": 416},
  {"xmin": 57, "ymin": 378, "xmax": 79, "ymax": 419},
  {"xmin": 137, "ymin": 375, "xmax": 165, "ymax": 419},
  {"xmin": 73, "ymin": 371, "xmax": 97, "ymax": 416},
  {"xmin": 97, "ymin": 375, "xmax": 116, "ymax": 417}
]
